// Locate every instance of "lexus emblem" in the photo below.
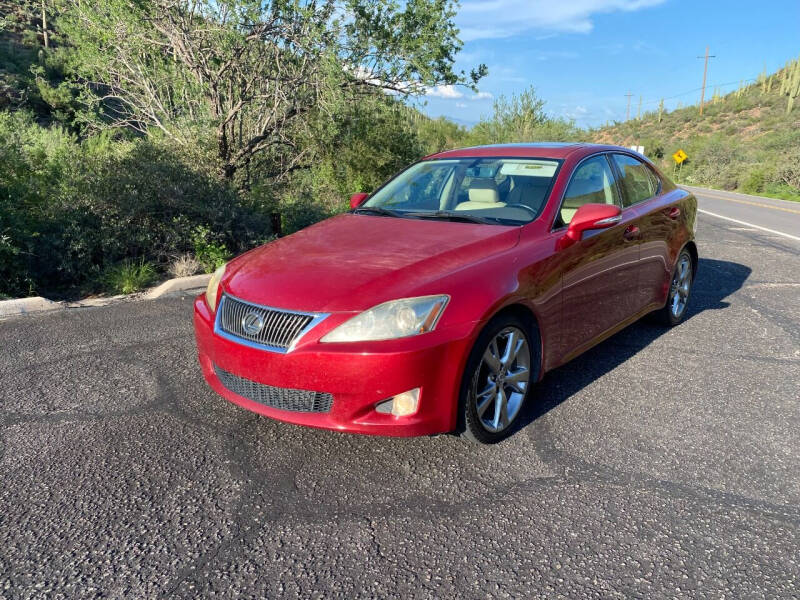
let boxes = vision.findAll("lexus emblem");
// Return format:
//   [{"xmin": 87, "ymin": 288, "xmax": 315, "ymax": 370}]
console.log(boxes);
[{"xmin": 241, "ymin": 311, "xmax": 265, "ymax": 335}]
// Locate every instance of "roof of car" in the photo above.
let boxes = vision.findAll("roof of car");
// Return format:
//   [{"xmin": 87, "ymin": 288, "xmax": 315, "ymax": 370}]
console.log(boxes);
[{"xmin": 424, "ymin": 142, "xmax": 628, "ymax": 161}]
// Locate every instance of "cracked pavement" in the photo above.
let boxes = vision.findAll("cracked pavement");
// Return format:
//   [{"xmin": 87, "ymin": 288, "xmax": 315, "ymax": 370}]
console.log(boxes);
[{"xmin": 1, "ymin": 216, "xmax": 799, "ymax": 598}]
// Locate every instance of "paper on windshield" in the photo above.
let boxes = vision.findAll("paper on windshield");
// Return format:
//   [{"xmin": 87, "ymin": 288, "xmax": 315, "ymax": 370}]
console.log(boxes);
[{"xmin": 499, "ymin": 161, "xmax": 558, "ymax": 178}]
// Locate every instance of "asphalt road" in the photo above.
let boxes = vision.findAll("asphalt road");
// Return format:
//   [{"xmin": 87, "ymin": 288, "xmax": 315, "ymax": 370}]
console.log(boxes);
[
  {"xmin": 1, "ymin": 213, "xmax": 799, "ymax": 598},
  {"xmin": 684, "ymin": 184, "xmax": 800, "ymax": 241}
]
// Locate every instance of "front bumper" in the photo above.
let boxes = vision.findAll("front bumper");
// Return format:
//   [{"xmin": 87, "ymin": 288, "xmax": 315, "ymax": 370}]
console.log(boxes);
[{"xmin": 193, "ymin": 296, "xmax": 476, "ymax": 437}]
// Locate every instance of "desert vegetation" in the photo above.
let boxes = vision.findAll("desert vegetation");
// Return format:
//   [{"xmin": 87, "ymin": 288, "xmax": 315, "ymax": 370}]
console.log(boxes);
[
  {"xmin": 0, "ymin": 0, "xmax": 479, "ymax": 297},
  {"xmin": 1, "ymin": 2, "xmax": 797, "ymax": 299},
  {"xmin": 591, "ymin": 58, "xmax": 800, "ymax": 201}
]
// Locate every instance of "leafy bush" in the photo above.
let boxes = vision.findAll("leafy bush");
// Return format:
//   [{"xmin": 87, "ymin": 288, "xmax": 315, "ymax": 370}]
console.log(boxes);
[
  {"xmin": 191, "ymin": 226, "xmax": 232, "ymax": 274},
  {"xmin": 683, "ymin": 139, "xmax": 741, "ymax": 190},
  {"xmin": 0, "ymin": 111, "xmax": 269, "ymax": 297},
  {"xmin": 741, "ymin": 169, "xmax": 767, "ymax": 194},
  {"xmin": 101, "ymin": 259, "xmax": 156, "ymax": 294}
]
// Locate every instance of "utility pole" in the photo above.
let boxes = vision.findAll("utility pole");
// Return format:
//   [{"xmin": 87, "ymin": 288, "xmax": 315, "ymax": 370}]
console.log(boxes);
[
  {"xmin": 637, "ymin": 95, "xmax": 642, "ymax": 120},
  {"xmin": 625, "ymin": 91, "xmax": 634, "ymax": 121},
  {"xmin": 697, "ymin": 46, "xmax": 716, "ymax": 115}
]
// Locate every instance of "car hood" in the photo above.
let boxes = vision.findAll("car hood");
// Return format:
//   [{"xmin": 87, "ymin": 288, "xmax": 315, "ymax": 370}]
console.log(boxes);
[{"xmin": 223, "ymin": 213, "xmax": 520, "ymax": 313}]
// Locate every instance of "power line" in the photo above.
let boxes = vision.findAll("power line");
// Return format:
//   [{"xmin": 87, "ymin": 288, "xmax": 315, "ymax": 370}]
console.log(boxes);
[
  {"xmin": 613, "ymin": 50, "xmax": 794, "ymax": 120},
  {"xmin": 620, "ymin": 76, "xmax": 760, "ymax": 119},
  {"xmin": 639, "ymin": 77, "xmax": 758, "ymax": 107},
  {"xmin": 614, "ymin": 63, "xmax": 769, "ymax": 121}
]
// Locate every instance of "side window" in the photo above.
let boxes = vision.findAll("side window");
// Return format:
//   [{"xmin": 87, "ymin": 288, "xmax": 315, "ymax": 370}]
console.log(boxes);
[
  {"xmin": 558, "ymin": 155, "xmax": 619, "ymax": 226},
  {"xmin": 612, "ymin": 154, "xmax": 657, "ymax": 207},
  {"xmin": 648, "ymin": 168, "xmax": 663, "ymax": 195}
]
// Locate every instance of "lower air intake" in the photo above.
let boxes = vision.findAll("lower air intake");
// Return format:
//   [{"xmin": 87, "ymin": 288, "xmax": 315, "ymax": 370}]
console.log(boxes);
[{"xmin": 214, "ymin": 365, "xmax": 333, "ymax": 413}]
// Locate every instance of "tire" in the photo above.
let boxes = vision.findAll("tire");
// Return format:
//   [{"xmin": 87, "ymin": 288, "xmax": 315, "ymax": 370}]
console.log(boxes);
[
  {"xmin": 654, "ymin": 249, "xmax": 694, "ymax": 326},
  {"xmin": 459, "ymin": 312, "xmax": 539, "ymax": 444}
]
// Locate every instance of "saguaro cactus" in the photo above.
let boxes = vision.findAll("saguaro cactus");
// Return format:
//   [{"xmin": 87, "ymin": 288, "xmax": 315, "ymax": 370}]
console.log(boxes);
[{"xmin": 787, "ymin": 57, "xmax": 800, "ymax": 113}]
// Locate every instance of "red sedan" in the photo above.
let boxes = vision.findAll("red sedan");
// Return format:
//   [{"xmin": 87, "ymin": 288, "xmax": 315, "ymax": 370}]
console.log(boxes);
[{"xmin": 194, "ymin": 143, "xmax": 697, "ymax": 443}]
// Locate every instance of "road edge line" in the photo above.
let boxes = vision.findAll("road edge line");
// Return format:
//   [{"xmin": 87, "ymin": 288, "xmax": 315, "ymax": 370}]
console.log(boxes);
[{"xmin": 698, "ymin": 209, "xmax": 800, "ymax": 242}]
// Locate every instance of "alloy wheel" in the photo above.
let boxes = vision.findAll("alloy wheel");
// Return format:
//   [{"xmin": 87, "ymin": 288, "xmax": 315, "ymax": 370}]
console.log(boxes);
[
  {"xmin": 473, "ymin": 326, "xmax": 531, "ymax": 433},
  {"xmin": 670, "ymin": 254, "xmax": 692, "ymax": 319}
]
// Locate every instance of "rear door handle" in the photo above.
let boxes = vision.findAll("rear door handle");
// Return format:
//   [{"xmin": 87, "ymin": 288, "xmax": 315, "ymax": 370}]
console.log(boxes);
[
  {"xmin": 623, "ymin": 225, "xmax": 640, "ymax": 241},
  {"xmin": 665, "ymin": 206, "xmax": 681, "ymax": 219}
]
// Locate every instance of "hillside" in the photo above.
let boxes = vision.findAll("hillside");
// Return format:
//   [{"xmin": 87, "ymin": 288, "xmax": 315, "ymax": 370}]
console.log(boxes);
[{"xmin": 589, "ymin": 59, "xmax": 800, "ymax": 201}]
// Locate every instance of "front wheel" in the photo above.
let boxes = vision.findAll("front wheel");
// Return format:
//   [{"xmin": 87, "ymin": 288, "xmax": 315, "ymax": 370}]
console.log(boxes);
[
  {"xmin": 460, "ymin": 314, "xmax": 538, "ymax": 444},
  {"xmin": 655, "ymin": 249, "xmax": 694, "ymax": 326}
]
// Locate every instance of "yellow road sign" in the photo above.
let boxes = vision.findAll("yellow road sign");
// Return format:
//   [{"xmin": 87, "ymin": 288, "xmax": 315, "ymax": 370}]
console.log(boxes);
[{"xmin": 672, "ymin": 149, "xmax": 688, "ymax": 164}]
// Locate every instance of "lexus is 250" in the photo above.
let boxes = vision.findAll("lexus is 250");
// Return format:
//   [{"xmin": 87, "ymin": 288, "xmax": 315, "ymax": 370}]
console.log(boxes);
[{"xmin": 194, "ymin": 143, "xmax": 697, "ymax": 443}]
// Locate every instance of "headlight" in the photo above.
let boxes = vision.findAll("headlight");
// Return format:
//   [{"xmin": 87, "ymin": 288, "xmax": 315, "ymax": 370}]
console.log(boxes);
[
  {"xmin": 320, "ymin": 295, "xmax": 449, "ymax": 343},
  {"xmin": 205, "ymin": 263, "xmax": 226, "ymax": 310}
]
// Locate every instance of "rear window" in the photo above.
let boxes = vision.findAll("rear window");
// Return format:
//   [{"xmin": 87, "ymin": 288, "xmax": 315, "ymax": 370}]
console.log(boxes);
[{"xmin": 612, "ymin": 154, "xmax": 658, "ymax": 207}]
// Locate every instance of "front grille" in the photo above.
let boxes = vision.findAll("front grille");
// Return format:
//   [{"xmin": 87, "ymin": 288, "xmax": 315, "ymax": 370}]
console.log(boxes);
[
  {"xmin": 218, "ymin": 295, "xmax": 315, "ymax": 350},
  {"xmin": 214, "ymin": 365, "xmax": 333, "ymax": 413}
]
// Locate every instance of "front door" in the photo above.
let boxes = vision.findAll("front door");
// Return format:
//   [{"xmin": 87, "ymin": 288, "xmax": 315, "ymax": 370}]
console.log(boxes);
[{"xmin": 556, "ymin": 154, "xmax": 642, "ymax": 360}]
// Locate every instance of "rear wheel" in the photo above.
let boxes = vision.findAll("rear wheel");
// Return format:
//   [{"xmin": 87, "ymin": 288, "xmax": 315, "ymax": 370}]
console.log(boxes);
[
  {"xmin": 460, "ymin": 314, "xmax": 538, "ymax": 444},
  {"xmin": 655, "ymin": 249, "xmax": 693, "ymax": 326}
]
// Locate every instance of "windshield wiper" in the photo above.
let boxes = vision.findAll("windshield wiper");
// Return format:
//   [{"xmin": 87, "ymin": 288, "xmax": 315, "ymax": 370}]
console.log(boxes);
[
  {"xmin": 352, "ymin": 206, "xmax": 402, "ymax": 218},
  {"xmin": 404, "ymin": 211, "xmax": 498, "ymax": 225},
  {"xmin": 354, "ymin": 207, "xmax": 500, "ymax": 225}
]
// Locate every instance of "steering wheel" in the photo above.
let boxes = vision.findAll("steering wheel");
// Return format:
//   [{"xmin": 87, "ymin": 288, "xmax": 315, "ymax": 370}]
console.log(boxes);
[{"xmin": 504, "ymin": 203, "xmax": 539, "ymax": 217}]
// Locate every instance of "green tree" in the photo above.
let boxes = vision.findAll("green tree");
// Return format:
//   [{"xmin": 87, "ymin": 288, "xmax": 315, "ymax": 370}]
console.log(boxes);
[
  {"xmin": 469, "ymin": 86, "xmax": 578, "ymax": 145},
  {"xmin": 60, "ymin": 0, "xmax": 484, "ymax": 181}
]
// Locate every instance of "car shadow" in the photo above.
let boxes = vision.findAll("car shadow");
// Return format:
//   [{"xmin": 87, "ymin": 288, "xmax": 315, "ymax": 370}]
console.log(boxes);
[{"xmin": 509, "ymin": 258, "xmax": 752, "ymax": 437}]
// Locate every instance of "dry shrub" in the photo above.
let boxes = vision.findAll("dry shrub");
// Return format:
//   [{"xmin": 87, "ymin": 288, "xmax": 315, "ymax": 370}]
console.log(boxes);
[{"xmin": 168, "ymin": 253, "xmax": 202, "ymax": 278}]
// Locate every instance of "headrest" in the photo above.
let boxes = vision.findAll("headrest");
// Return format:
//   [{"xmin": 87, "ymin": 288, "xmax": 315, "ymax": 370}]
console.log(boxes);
[{"xmin": 468, "ymin": 179, "xmax": 500, "ymax": 204}]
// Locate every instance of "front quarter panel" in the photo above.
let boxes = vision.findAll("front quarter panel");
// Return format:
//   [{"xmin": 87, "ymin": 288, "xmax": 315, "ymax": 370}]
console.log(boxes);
[{"xmin": 415, "ymin": 229, "xmax": 564, "ymax": 379}]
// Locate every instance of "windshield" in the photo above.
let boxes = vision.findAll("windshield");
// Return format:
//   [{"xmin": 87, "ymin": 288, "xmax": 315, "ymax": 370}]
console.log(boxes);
[{"xmin": 361, "ymin": 157, "xmax": 561, "ymax": 225}]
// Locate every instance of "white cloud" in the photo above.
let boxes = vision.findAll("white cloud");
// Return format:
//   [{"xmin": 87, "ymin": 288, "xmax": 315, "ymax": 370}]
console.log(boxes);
[
  {"xmin": 455, "ymin": 102, "xmax": 468, "ymax": 108},
  {"xmin": 561, "ymin": 104, "xmax": 592, "ymax": 122},
  {"xmin": 425, "ymin": 85, "xmax": 465, "ymax": 99},
  {"xmin": 348, "ymin": 65, "xmax": 419, "ymax": 94},
  {"xmin": 535, "ymin": 50, "xmax": 580, "ymax": 61},
  {"xmin": 457, "ymin": 0, "xmax": 667, "ymax": 41},
  {"xmin": 471, "ymin": 91, "xmax": 494, "ymax": 100}
]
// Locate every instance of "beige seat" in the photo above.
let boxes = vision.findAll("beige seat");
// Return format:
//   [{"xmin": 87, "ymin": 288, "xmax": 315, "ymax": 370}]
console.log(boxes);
[
  {"xmin": 454, "ymin": 179, "xmax": 507, "ymax": 211},
  {"xmin": 505, "ymin": 177, "xmax": 550, "ymax": 213},
  {"xmin": 560, "ymin": 173, "xmax": 611, "ymax": 224}
]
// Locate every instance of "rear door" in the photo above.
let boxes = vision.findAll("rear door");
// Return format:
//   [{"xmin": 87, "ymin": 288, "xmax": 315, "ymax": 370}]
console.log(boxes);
[
  {"xmin": 557, "ymin": 154, "xmax": 642, "ymax": 359},
  {"xmin": 610, "ymin": 153, "xmax": 671, "ymax": 311}
]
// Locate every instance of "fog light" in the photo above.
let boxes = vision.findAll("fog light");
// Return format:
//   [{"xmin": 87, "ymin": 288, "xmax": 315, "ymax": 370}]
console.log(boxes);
[{"xmin": 375, "ymin": 388, "xmax": 420, "ymax": 417}]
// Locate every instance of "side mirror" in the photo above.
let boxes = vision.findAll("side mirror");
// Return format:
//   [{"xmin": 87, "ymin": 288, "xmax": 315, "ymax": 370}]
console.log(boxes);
[
  {"xmin": 560, "ymin": 203, "xmax": 622, "ymax": 247},
  {"xmin": 350, "ymin": 193, "xmax": 369, "ymax": 209}
]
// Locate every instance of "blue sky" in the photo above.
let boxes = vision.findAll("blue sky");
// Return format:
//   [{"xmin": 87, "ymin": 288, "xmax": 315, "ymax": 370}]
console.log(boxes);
[{"xmin": 419, "ymin": 0, "xmax": 800, "ymax": 128}]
